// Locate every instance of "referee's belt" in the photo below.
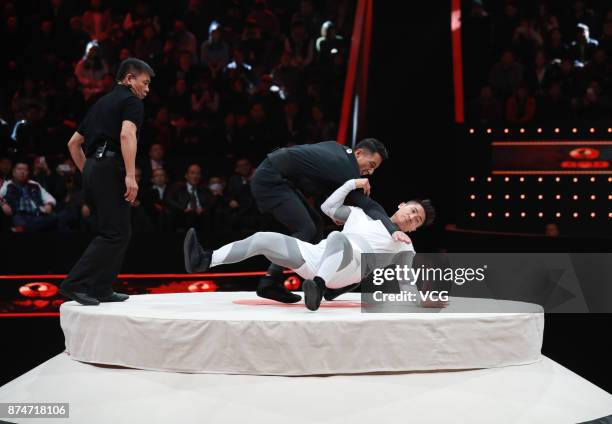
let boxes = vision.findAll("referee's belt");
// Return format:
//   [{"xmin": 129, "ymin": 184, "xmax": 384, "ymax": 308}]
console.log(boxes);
[{"xmin": 88, "ymin": 150, "xmax": 118, "ymax": 158}]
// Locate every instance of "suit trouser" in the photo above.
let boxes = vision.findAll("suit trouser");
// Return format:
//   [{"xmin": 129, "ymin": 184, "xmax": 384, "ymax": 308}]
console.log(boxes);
[
  {"xmin": 61, "ymin": 156, "xmax": 131, "ymax": 297},
  {"xmin": 250, "ymin": 159, "xmax": 323, "ymax": 277}
]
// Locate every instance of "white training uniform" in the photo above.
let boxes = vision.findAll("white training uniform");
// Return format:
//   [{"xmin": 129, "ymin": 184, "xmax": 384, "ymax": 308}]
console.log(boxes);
[{"xmin": 293, "ymin": 185, "xmax": 415, "ymax": 288}]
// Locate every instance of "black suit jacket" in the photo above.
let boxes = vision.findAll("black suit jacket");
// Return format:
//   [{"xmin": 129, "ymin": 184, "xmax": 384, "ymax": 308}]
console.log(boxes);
[
  {"xmin": 166, "ymin": 183, "xmax": 210, "ymax": 212},
  {"xmin": 266, "ymin": 141, "xmax": 400, "ymax": 234}
]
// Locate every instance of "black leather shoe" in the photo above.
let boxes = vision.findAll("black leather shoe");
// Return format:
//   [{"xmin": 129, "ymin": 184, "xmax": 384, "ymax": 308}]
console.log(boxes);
[
  {"xmin": 323, "ymin": 283, "xmax": 360, "ymax": 301},
  {"xmin": 96, "ymin": 292, "xmax": 129, "ymax": 302},
  {"xmin": 59, "ymin": 288, "xmax": 100, "ymax": 306},
  {"xmin": 303, "ymin": 279, "xmax": 324, "ymax": 311},
  {"xmin": 256, "ymin": 275, "xmax": 302, "ymax": 303},
  {"xmin": 184, "ymin": 228, "xmax": 212, "ymax": 273}
]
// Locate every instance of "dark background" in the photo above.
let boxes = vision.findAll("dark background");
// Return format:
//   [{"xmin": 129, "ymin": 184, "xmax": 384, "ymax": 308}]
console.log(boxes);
[{"xmin": 1, "ymin": 0, "xmax": 611, "ymax": 395}]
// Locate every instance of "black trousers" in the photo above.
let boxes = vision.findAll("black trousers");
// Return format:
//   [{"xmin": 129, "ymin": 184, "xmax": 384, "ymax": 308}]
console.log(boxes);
[
  {"xmin": 61, "ymin": 156, "xmax": 131, "ymax": 297},
  {"xmin": 251, "ymin": 159, "xmax": 324, "ymax": 277}
]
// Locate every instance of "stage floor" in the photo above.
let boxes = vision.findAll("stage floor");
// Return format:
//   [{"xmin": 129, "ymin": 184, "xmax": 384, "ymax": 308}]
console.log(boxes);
[{"xmin": 0, "ymin": 352, "xmax": 610, "ymax": 423}]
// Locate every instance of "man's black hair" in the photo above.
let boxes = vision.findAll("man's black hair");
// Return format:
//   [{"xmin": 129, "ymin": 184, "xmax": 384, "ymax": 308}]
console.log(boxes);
[
  {"xmin": 355, "ymin": 138, "xmax": 388, "ymax": 160},
  {"xmin": 406, "ymin": 198, "xmax": 436, "ymax": 227},
  {"xmin": 116, "ymin": 58, "xmax": 155, "ymax": 81}
]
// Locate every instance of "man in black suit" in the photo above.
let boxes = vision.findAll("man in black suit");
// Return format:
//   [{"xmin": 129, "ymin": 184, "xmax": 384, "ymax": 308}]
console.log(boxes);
[
  {"xmin": 167, "ymin": 163, "xmax": 211, "ymax": 234},
  {"xmin": 142, "ymin": 167, "xmax": 173, "ymax": 231},
  {"xmin": 185, "ymin": 138, "xmax": 411, "ymax": 303},
  {"xmin": 569, "ymin": 23, "xmax": 599, "ymax": 65}
]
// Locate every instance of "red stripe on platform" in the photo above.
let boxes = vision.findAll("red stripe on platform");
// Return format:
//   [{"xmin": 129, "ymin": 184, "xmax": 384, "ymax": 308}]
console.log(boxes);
[
  {"xmin": 0, "ymin": 313, "xmax": 60, "ymax": 317},
  {"xmin": 0, "ymin": 271, "xmax": 294, "ymax": 280}
]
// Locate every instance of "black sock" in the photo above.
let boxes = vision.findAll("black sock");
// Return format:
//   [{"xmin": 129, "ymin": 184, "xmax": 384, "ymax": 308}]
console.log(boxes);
[
  {"xmin": 265, "ymin": 264, "xmax": 284, "ymax": 279},
  {"xmin": 313, "ymin": 276, "xmax": 326, "ymax": 291}
]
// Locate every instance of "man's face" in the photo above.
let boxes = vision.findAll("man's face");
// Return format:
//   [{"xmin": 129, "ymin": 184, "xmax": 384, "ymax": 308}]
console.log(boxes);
[
  {"xmin": 152, "ymin": 169, "xmax": 167, "ymax": 186},
  {"xmin": 502, "ymin": 51, "xmax": 514, "ymax": 65},
  {"xmin": 0, "ymin": 159, "xmax": 12, "ymax": 175},
  {"xmin": 186, "ymin": 165, "xmax": 201, "ymax": 186},
  {"xmin": 149, "ymin": 144, "xmax": 164, "ymax": 161},
  {"xmin": 354, "ymin": 149, "xmax": 383, "ymax": 176},
  {"xmin": 176, "ymin": 79, "xmax": 187, "ymax": 94},
  {"xmin": 391, "ymin": 202, "xmax": 426, "ymax": 233},
  {"xmin": 235, "ymin": 159, "xmax": 253, "ymax": 177},
  {"xmin": 126, "ymin": 72, "xmax": 151, "ymax": 100},
  {"xmin": 12, "ymin": 163, "xmax": 29, "ymax": 184}
]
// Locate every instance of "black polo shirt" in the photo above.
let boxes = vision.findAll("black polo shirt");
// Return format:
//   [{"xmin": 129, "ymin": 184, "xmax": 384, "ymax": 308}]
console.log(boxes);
[{"xmin": 77, "ymin": 84, "xmax": 144, "ymax": 157}]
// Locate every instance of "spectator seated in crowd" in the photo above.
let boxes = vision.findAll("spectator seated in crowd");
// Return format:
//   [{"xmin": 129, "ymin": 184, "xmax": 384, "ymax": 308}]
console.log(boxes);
[
  {"xmin": 167, "ymin": 163, "xmax": 210, "ymax": 234},
  {"xmin": 0, "ymin": 161, "xmax": 57, "ymax": 232},
  {"xmin": 75, "ymin": 40, "xmax": 110, "ymax": 102},
  {"xmin": 227, "ymin": 157, "xmax": 262, "ymax": 236},
  {"xmin": 141, "ymin": 167, "xmax": 172, "ymax": 232},
  {"xmin": 570, "ymin": 23, "xmax": 599, "ymax": 65}
]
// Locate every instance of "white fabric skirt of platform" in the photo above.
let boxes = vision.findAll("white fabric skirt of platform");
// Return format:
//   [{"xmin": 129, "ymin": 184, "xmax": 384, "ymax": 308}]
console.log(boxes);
[{"xmin": 60, "ymin": 292, "xmax": 544, "ymax": 375}]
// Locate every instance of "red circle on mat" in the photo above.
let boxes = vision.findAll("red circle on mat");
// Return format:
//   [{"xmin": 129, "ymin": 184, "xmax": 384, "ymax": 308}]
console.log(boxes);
[{"xmin": 233, "ymin": 299, "xmax": 362, "ymax": 308}]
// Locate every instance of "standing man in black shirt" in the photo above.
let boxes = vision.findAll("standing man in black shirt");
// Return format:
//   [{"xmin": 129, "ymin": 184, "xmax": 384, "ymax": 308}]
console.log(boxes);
[
  {"xmin": 59, "ymin": 58, "xmax": 154, "ymax": 305},
  {"xmin": 185, "ymin": 138, "xmax": 412, "ymax": 303}
]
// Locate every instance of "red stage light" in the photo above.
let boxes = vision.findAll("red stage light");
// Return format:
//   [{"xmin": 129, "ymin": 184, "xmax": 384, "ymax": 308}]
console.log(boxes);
[
  {"xmin": 188, "ymin": 280, "xmax": 218, "ymax": 292},
  {"xmin": 19, "ymin": 282, "xmax": 58, "ymax": 298},
  {"xmin": 284, "ymin": 276, "xmax": 301, "ymax": 290}
]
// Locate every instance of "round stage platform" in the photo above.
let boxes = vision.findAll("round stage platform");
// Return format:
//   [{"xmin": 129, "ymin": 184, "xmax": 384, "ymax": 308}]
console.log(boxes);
[{"xmin": 60, "ymin": 292, "xmax": 544, "ymax": 376}]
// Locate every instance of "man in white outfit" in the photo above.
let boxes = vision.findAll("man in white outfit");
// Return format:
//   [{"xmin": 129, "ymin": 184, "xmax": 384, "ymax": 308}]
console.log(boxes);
[{"xmin": 184, "ymin": 178, "xmax": 435, "ymax": 311}]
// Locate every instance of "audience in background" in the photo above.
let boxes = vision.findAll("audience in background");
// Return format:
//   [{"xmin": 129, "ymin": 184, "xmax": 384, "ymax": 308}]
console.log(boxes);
[{"xmin": 464, "ymin": 1, "xmax": 612, "ymax": 124}]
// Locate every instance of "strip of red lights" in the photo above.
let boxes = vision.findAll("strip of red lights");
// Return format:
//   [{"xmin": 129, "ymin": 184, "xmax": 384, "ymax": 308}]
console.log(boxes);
[{"xmin": 0, "ymin": 270, "xmax": 294, "ymax": 318}]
